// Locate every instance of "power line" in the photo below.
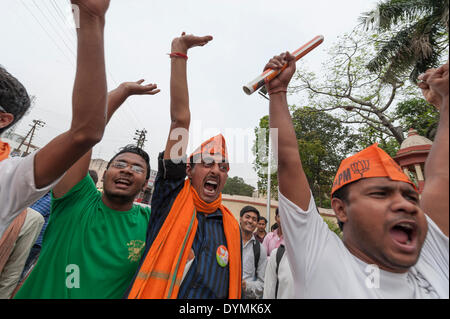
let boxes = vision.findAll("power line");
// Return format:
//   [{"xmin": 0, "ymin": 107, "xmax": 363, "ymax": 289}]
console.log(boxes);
[
  {"xmin": 38, "ymin": 0, "xmax": 77, "ymax": 57},
  {"xmin": 50, "ymin": 0, "xmax": 144, "ymax": 131},
  {"xmin": 31, "ymin": 0, "xmax": 76, "ymax": 59},
  {"xmin": 19, "ymin": 0, "xmax": 144, "ymax": 134},
  {"xmin": 50, "ymin": 0, "xmax": 77, "ymax": 40},
  {"xmin": 19, "ymin": 0, "xmax": 74, "ymax": 66}
]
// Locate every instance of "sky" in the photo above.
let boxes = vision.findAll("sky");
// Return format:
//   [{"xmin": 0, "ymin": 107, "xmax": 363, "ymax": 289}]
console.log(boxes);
[{"xmin": 0, "ymin": 0, "xmax": 379, "ymax": 187}]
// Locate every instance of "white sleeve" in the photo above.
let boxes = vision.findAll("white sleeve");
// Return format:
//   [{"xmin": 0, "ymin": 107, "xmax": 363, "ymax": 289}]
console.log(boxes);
[
  {"xmin": 263, "ymin": 247, "xmax": 278, "ymax": 299},
  {"xmin": 0, "ymin": 151, "xmax": 63, "ymax": 238},
  {"xmin": 420, "ymin": 215, "xmax": 449, "ymax": 281},
  {"xmin": 278, "ymin": 190, "xmax": 338, "ymax": 291}
]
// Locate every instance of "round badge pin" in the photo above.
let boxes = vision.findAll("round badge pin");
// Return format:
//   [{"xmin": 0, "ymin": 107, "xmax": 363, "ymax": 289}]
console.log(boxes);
[{"xmin": 216, "ymin": 245, "xmax": 229, "ymax": 267}]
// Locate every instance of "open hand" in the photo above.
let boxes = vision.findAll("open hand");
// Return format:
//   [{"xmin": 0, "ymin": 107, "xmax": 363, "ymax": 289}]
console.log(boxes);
[
  {"xmin": 71, "ymin": 0, "xmax": 110, "ymax": 17},
  {"xmin": 120, "ymin": 80, "xmax": 160, "ymax": 97},
  {"xmin": 264, "ymin": 51, "xmax": 296, "ymax": 93},
  {"xmin": 171, "ymin": 32, "xmax": 213, "ymax": 54}
]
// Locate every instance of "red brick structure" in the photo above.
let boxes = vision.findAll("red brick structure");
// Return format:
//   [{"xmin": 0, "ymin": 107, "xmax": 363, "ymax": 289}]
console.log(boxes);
[{"xmin": 394, "ymin": 128, "xmax": 433, "ymax": 193}]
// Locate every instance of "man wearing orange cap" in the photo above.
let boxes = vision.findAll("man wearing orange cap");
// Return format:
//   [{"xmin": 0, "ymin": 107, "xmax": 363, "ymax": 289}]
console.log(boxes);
[
  {"xmin": 126, "ymin": 33, "xmax": 242, "ymax": 299},
  {"xmin": 265, "ymin": 49, "xmax": 448, "ymax": 298}
]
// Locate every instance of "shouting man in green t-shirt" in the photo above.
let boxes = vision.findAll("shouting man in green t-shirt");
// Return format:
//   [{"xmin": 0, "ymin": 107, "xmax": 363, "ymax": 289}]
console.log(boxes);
[
  {"xmin": 15, "ymin": 78, "xmax": 159, "ymax": 298},
  {"xmin": 14, "ymin": 80, "xmax": 159, "ymax": 298}
]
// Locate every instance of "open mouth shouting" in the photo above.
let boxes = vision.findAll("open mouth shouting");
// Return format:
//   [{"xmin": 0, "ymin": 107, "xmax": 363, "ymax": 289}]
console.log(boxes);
[
  {"xmin": 203, "ymin": 177, "xmax": 219, "ymax": 197},
  {"xmin": 114, "ymin": 177, "xmax": 132, "ymax": 189},
  {"xmin": 389, "ymin": 220, "xmax": 418, "ymax": 253}
]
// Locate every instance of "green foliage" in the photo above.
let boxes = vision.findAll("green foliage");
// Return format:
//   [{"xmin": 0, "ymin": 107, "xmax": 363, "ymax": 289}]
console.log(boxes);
[
  {"xmin": 323, "ymin": 217, "xmax": 343, "ymax": 238},
  {"xmin": 357, "ymin": 125, "xmax": 400, "ymax": 157},
  {"xmin": 361, "ymin": 0, "xmax": 449, "ymax": 83},
  {"xmin": 292, "ymin": 30, "xmax": 422, "ymax": 145},
  {"xmin": 395, "ymin": 97, "xmax": 440, "ymax": 139},
  {"xmin": 253, "ymin": 107, "xmax": 358, "ymax": 208},
  {"xmin": 222, "ymin": 176, "xmax": 255, "ymax": 197}
]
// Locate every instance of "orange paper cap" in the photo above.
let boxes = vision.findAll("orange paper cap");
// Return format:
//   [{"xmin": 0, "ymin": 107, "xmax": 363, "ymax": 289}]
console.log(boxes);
[
  {"xmin": 189, "ymin": 134, "xmax": 229, "ymax": 163},
  {"xmin": 331, "ymin": 143, "xmax": 416, "ymax": 195}
]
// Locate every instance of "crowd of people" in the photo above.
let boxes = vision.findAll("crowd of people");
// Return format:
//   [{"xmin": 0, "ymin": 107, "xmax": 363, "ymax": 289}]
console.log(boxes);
[{"xmin": 0, "ymin": 0, "xmax": 448, "ymax": 299}]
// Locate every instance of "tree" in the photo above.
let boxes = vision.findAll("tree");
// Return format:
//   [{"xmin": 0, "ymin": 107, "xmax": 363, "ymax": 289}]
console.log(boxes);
[
  {"xmin": 356, "ymin": 125, "xmax": 400, "ymax": 158},
  {"xmin": 253, "ymin": 107, "xmax": 357, "ymax": 208},
  {"xmin": 394, "ymin": 97, "xmax": 440, "ymax": 139},
  {"xmin": 360, "ymin": 0, "xmax": 449, "ymax": 83},
  {"xmin": 292, "ymin": 31, "xmax": 422, "ymax": 145},
  {"xmin": 222, "ymin": 176, "xmax": 255, "ymax": 197}
]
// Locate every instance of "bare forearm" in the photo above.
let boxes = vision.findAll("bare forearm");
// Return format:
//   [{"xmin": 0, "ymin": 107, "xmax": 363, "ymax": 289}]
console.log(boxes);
[
  {"xmin": 169, "ymin": 55, "xmax": 190, "ymax": 126},
  {"xmin": 269, "ymin": 93, "xmax": 299, "ymax": 162},
  {"xmin": 71, "ymin": 12, "xmax": 107, "ymax": 142},
  {"xmin": 106, "ymin": 85, "xmax": 129, "ymax": 124},
  {"xmin": 34, "ymin": 11, "xmax": 107, "ymax": 189},
  {"xmin": 424, "ymin": 96, "xmax": 449, "ymax": 180},
  {"xmin": 269, "ymin": 92, "xmax": 311, "ymax": 210},
  {"xmin": 421, "ymin": 95, "xmax": 449, "ymax": 236}
]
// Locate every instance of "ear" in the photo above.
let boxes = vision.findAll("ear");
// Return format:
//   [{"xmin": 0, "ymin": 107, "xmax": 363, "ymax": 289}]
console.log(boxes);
[
  {"xmin": 331, "ymin": 197, "xmax": 348, "ymax": 225},
  {"xmin": 186, "ymin": 163, "xmax": 194, "ymax": 179},
  {"xmin": 0, "ymin": 112, "xmax": 14, "ymax": 129}
]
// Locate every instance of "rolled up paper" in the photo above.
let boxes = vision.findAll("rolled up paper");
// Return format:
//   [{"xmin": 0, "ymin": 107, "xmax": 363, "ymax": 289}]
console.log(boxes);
[{"xmin": 243, "ymin": 35, "xmax": 324, "ymax": 95}]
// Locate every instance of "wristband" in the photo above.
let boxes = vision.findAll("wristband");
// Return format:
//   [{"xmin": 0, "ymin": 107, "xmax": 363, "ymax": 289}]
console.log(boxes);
[
  {"xmin": 168, "ymin": 52, "xmax": 188, "ymax": 60},
  {"xmin": 268, "ymin": 88, "xmax": 288, "ymax": 95}
]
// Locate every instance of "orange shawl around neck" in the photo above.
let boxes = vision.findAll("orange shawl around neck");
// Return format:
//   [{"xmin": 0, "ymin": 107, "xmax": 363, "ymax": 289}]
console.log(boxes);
[
  {"xmin": 0, "ymin": 139, "xmax": 11, "ymax": 162},
  {"xmin": 127, "ymin": 179, "xmax": 242, "ymax": 299}
]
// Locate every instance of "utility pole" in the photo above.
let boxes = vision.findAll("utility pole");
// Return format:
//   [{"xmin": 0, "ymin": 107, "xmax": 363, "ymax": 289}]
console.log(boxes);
[
  {"xmin": 17, "ymin": 119, "xmax": 45, "ymax": 156},
  {"xmin": 133, "ymin": 129, "xmax": 147, "ymax": 149}
]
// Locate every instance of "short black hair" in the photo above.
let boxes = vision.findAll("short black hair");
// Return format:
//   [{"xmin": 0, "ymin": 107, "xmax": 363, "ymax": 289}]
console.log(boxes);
[
  {"xmin": 107, "ymin": 144, "xmax": 151, "ymax": 179},
  {"xmin": 271, "ymin": 222, "xmax": 279, "ymax": 232},
  {"xmin": 240, "ymin": 205, "xmax": 260, "ymax": 218},
  {"xmin": 88, "ymin": 169, "xmax": 98, "ymax": 185},
  {"xmin": 0, "ymin": 66, "xmax": 31, "ymax": 134},
  {"xmin": 258, "ymin": 216, "xmax": 267, "ymax": 224}
]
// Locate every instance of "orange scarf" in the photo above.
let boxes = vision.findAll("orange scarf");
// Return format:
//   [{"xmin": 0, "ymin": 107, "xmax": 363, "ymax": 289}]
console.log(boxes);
[
  {"xmin": 127, "ymin": 179, "xmax": 241, "ymax": 299},
  {"xmin": 0, "ymin": 139, "xmax": 11, "ymax": 162}
]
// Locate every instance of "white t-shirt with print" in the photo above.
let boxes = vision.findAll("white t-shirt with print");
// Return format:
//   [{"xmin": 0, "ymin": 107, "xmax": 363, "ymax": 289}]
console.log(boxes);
[{"xmin": 278, "ymin": 191, "xmax": 449, "ymax": 299}]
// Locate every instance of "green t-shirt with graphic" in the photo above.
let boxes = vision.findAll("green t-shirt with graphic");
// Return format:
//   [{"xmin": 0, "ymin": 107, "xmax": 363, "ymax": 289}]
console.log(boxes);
[{"xmin": 15, "ymin": 175, "xmax": 150, "ymax": 299}]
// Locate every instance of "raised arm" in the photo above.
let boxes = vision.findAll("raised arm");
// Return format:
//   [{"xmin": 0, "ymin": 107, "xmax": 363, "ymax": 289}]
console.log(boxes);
[
  {"xmin": 418, "ymin": 63, "xmax": 449, "ymax": 236},
  {"xmin": 164, "ymin": 32, "xmax": 213, "ymax": 160},
  {"xmin": 32, "ymin": 0, "xmax": 110, "ymax": 189},
  {"xmin": 266, "ymin": 52, "xmax": 311, "ymax": 210},
  {"xmin": 53, "ymin": 80, "xmax": 159, "ymax": 198}
]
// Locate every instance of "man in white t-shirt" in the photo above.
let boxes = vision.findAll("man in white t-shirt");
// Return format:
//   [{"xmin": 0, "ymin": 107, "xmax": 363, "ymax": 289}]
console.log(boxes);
[
  {"xmin": 0, "ymin": 0, "xmax": 111, "ymax": 238},
  {"xmin": 264, "ymin": 50, "xmax": 448, "ymax": 298}
]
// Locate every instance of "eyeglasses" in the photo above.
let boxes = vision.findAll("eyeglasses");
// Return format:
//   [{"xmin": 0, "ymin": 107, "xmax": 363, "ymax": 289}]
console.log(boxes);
[
  {"xmin": 111, "ymin": 161, "xmax": 145, "ymax": 175},
  {"xmin": 0, "ymin": 105, "xmax": 7, "ymax": 113},
  {"xmin": 201, "ymin": 156, "xmax": 230, "ymax": 172}
]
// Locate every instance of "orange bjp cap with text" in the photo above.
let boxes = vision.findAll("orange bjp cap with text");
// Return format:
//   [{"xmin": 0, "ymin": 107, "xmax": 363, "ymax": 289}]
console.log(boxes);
[
  {"xmin": 189, "ymin": 134, "xmax": 229, "ymax": 163},
  {"xmin": 331, "ymin": 143, "xmax": 417, "ymax": 196}
]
